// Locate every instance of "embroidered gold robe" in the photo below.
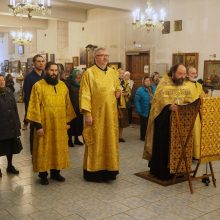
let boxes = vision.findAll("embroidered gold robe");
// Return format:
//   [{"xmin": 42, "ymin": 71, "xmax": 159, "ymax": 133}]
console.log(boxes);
[
  {"xmin": 185, "ymin": 80, "xmax": 205, "ymax": 159},
  {"xmin": 143, "ymin": 74, "xmax": 193, "ymax": 160},
  {"xmin": 79, "ymin": 65, "xmax": 120, "ymax": 172},
  {"xmin": 27, "ymin": 79, "xmax": 76, "ymax": 172}
]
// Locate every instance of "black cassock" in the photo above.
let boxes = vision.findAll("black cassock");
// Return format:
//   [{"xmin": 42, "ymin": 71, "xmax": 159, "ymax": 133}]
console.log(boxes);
[{"xmin": 149, "ymin": 105, "xmax": 172, "ymax": 180}]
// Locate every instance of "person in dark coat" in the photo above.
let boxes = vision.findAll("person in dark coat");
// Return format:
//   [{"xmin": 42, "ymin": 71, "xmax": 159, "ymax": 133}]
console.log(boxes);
[
  {"xmin": 0, "ymin": 74, "xmax": 22, "ymax": 177},
  {"xmin": 65, "ymin": 69, "xmax": 84, "ymax": 147},
  {"xmin": 23, "ymin": 54, "xmax": 45, "ymax": 153},
  {"xmin": 5, "ymin": 74, "xmax": 15, "ymax": 93}
]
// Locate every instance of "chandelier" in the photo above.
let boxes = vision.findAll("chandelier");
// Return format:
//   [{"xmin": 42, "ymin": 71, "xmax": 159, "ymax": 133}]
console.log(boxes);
[
  {"xmin": 11, "ymin": 27, "xmax": 32, "ymax": 45},
  {"xmin": 132, "ymin": 0, "xmax": 166, "ymax": 31},
  {"xmin": 8, "ymin": 0, "xmax": 52, "ymax": 19}
]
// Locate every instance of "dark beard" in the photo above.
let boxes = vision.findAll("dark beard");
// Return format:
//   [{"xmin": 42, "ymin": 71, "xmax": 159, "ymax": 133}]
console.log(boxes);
[
  {"xmin": 44, "ymin": 74, "xmax": 58, "ymax": 85},
  {"xmin": 172, "ymin": 77, "xmax": 184, "ymax": 86}
]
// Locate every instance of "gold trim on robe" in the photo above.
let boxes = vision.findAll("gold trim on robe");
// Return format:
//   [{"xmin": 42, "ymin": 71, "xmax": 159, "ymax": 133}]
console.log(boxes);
[
  {"xmin": 27, "ymin": 79, "xmax": 76, "ymax": 172},
  {"xmin": 143, "ymin": 74, "xmax": 193, "ymax": 160},
  {"xmin": 80, "ymin": 65, "xmax": 120, "ymax": 172}
]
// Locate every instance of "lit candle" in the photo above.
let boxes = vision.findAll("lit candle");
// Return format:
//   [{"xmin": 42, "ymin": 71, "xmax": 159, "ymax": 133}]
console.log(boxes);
[
  {"xmin": 159, "ymin": 9, "xmax": 166, "ymax": 22},
  {"xmin": 136, "ymin": 8, "xmax": 140, "ymax": 21},
  {"xmin": 11, "ymin": 32, "xmax": 16, "ymax": 38},
  {"xmin": 132, "ymin": 11, "xmax": 136, "ymax": 23}
]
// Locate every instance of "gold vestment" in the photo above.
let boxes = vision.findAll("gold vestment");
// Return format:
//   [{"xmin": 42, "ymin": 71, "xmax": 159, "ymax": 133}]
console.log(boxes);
[
  {"xmin": 143, "ymin": 74, "xmax": 193, "ymax": 160},
  {"xmin": 27, "ymin": 79, "xmax": 76, "ymax": 172},
  {"xmin": 185, "ymin": 80, "xmax": 205, "ymax": 159},
  {"xmin": 80, "ymin": 65, "xmax": 120, "ymax": 172}
]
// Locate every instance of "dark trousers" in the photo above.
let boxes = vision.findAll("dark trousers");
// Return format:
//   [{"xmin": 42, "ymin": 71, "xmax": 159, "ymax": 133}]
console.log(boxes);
[
  {"xmin": 39, "ymin": 169, "xmax": 60, "ymax": 178},
  {"xmin": 128, "ymin": 107, "xmax": 133, "ymax": 124},
  {"xmin": 140, "ymin": 115, "xmax": 148, "ymax": 140},
  {"xmin": 23, "ymin": 104, "xmax": 28, "ymax": 125}
]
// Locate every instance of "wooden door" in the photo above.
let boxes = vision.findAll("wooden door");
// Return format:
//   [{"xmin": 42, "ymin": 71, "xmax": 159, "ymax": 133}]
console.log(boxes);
[{"xmin": 126, "ymin": 51, "xmax": 150, "ymax": 124}]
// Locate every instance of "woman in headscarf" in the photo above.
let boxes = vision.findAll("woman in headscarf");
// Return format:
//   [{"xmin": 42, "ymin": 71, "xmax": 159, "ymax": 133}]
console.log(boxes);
[
  {"xmin": 0, "ymin": 74, "xmax": 22, "ymax": 177},
  {"xmin": 65, "ymin": 69, "xmax": 84, "ymax": 147}
]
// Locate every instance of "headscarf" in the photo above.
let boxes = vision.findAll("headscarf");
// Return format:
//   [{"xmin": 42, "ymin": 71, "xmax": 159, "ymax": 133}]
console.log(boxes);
[{"xmin": 68, "ymin": 69, "xmax": 81, "ymax": 88}]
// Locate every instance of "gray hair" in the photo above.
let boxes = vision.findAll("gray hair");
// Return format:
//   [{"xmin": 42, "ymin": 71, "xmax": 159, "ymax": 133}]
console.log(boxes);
[
  {"xmin": 93, "ymin": 47, "xmax": 107, "ymax": 57},
  {"xmin": 187, "ymin": 66, "xmax": 196, "ymax": 74},
  {"xmin": 124, "ymin": 71, "xmax": 130, "ymax": 76}
]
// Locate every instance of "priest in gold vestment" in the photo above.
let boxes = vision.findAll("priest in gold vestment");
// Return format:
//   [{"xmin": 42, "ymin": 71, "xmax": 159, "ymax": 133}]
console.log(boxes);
[
  {"xmin": 80, "ymin": 47, "xmax": 121, "ymax": 182},
  {"xmin": 185, "ymin": 66, "xmax": 205, "ymax": 159},
  {"xmin": 143, "ymin": 64, "xmax": 193, "ymax": 180},
  {"xmin": 27, "ymin": 62, "xmax": 76, "ymax": 185}
]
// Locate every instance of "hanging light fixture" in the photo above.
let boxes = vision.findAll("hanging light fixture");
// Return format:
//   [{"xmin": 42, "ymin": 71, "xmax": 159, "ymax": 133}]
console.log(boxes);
[
  {"xmin": 11, "ymin": 27, "xmax": 32, "ymax": 45},
  {"xmin": 132, "ymin": 0, "xmax": 166, "ymax": 31},
  {"xmin": 8, "ymin": 0, "xmax": 52, "ymax": 19}
]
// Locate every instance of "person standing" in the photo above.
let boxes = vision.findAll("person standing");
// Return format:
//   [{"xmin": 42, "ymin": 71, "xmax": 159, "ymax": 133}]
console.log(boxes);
[
  {"xmin": 124, "ymin": 71, "xmax": 135, "ymax": 125},
  {"xmin": 23, "ymin": 55, "xmax": 45, "ymax": 154},
  {"xmin": 144, "ymin": 64, "xmax": 193, "ymax": 180},
  {"xmin": 0, "ymin": 74, "xmax": 22, "ymax": 177},
  {"xmin": 135, "ymin": 76, "xmax": 155, "ymax": 141},
  {"xmin": 185, "ymin": 66, "xmax": 205, "ymax": 159},
  {"xmin": 5, "ymin": 74, "xmax": 15, "ymax": 93},
  {"xmin": 118, "ymin": 69, "xmax": 131, "ymax": 142},
  {"xmin": 80, "ymin": 47, "xmax": 121, "ymax": 182},
  {"xmin": 27, "ymin": 62, "xmax": 76, "ymax": 185},
  {"xmin": 65, "ymin": 69, "xmax": 84, "ymax": 147},
  {"xmin": 151, "ymin": 72, "xmax": 160, "ymax": 87}
]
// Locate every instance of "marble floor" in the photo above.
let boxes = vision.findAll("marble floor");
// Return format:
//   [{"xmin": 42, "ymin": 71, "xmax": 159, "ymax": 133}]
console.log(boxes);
[{"xmin": 0, "ymin": 104, "xmax": 220, "ymax": 220}]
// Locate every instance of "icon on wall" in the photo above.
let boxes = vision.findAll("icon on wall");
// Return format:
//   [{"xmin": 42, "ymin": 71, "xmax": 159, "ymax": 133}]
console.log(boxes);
[
  {"xmin": 174, "ymin": 20, "xmax": 182, "ymax": 32},
  {"xmin": 162, "ymin": 21, "xmax": 170, "ymax": 34}
]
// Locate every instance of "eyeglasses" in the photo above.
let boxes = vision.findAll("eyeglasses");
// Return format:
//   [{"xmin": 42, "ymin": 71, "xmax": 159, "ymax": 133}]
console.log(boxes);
[{"xmin": 96, "ymin": 54, "xmax": 110, "ymax": 57}]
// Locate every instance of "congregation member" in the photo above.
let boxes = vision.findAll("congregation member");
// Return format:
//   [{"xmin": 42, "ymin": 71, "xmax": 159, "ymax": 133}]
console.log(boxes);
[
  {"xmin": 23, "ymin": 54, "xmax": 45, "ymax": 153},
  {"xmin": 185, "ymin": 66, "xmax": 205, "ymax": 159},
  {"xmin": 27, "ymin": 62, "xmax": 76, "ymax": 185},
  {"xmin": 5, "ymin": 74, "xmax": 15, "ymax": 93},
  {"xmin": 0, "ymin": 74, "xmax": 22, "ymax": 177},
  {"xmin": 118, "ymin": 69, "xmax": 131, "ymax": 142},
  {"xmin": 65, "ymin": 69, "xmax": 84, "ymax": 147},
  {"xmin": 80, "ymin": 47, "xmax": 121, "ymax": 182},
  {"xmin": 60, "ymin": 70, "xmax": 68, "ymax": 82},
  {"xmin": 143, "ymin": 64, "xmax": 193, "ymax": 180},
  {"xmin": 135, "ymin": 76, "xmax": 155, "ymax": 141},
  {"xmin": 124, "ymin": 71, "xmax": 135, "ymax": 125},
  {"xmin": 151, "ymin": 72, "xmax": 160, "ymax": 87}
]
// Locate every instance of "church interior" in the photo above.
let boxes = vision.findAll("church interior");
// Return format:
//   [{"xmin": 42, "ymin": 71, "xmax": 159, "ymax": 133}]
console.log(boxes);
[{"xmin": 0, "ymin": 0, "xmax": 220, "ymax": 219}]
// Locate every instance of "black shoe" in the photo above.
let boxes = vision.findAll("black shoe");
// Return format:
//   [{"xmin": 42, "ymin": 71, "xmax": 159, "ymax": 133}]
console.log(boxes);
[
  {"xmin": 68, "ymin": 140, "xmax": 74, "ymax": 147},
  {"xmin": 119, "ymin": 138, "xmax": 125, "ymax": 142},
  {"xmin": 140, "ymin": 137, "xmax": 145, "ymax": 141},
  {"xmin": 7, "ymin": 166, "xmax": 19, "ymax": 175},
  {"xmin": 74, "ymin": 140, "xmax": 84, "ymax": 145},
  {"xmin": 0, "ymin": 169, "xmax": 2, "ymax": 177},
  {"xmin": 51, "ymin": 173, "xmax": 65, "ymax": 182},
  {"xmin": 40, "ymin": 177, "xmax": 49, "ymax": 185}
]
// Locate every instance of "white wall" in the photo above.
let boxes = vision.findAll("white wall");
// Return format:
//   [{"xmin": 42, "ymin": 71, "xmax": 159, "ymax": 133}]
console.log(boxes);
[
  {"xmin": 126, "ymin": 0, "xmax": 220, "ymax": 78},
  {"xmin": 68, "ymin": 9, "xmax": 127, "ymax": 65}
]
